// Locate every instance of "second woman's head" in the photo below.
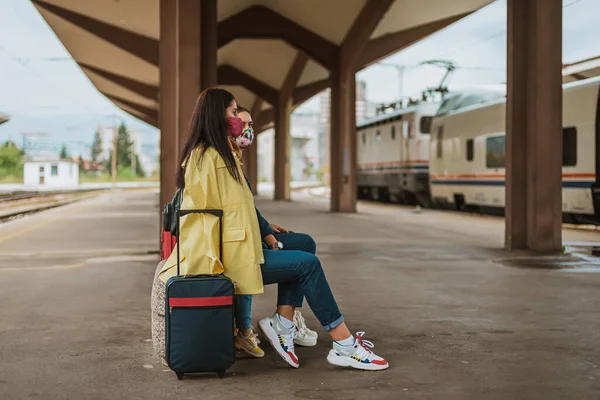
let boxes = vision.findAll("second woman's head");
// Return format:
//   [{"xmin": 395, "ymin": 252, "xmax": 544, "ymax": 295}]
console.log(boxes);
[{"xmin": 177, "ymin": 88, "xmax": 243, "ymax": 188}]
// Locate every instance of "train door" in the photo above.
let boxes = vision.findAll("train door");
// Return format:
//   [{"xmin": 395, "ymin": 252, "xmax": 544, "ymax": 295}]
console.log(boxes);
[
  {"xmin": 415, "ymin": 115, "xmax": 433, "ymax": 163},
  {"xmin": 591, "ymin": 83, "xmax": 600, "ymax": 220},
  {"xmin": 401, "ymin": 120, "xmax": 410, "ymax": 164}
]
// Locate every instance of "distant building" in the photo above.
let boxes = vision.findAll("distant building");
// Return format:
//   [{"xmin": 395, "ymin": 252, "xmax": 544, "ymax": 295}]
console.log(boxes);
[
  {"xmin": 258, "ymin": 129, "xmax": 274, "ymax": 183},
  {"xmin": 316, "ymin": 80, "xmax": 376, "ymax": 184},
  {"xmin": 24, "ymin": 159, "xmax": 79, "ymax": 186},
  {"xmin": 318, "ymin": 90, "xmax": 331, "ymax": 182},
  {"xmin": 75, "ymin": 156, "xmax": 105, "ymax": 176},
  {"xmin": 257, "ymin": 81, "xmax": 373, "ymax": 185},
  {"xmin": 97, "ymin": 124, "xmax": 157, "ymax": 176},
  {"xmin": 257, "ymin": 112, "xmax": 320, "ymax": 183},
  {"xmin": 98, "ymin": 126, "xmax": 114, "ymax": 162},
  {"xmin": 138, "ymin": 153, "xmax": 156, "ymax": 176},
  {"xmin": 291, "ymin": 112, "xmax": 320, "ymax": 181},
  {"xmin": 98, "ymin": 125, "xmax": 143, "ymax": 162}
]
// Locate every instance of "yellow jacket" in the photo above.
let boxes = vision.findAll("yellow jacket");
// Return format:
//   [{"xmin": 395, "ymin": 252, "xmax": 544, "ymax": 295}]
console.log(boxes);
[{"xmin": 159, "ymin": 146, "xmax": 265, "ymax": 295}]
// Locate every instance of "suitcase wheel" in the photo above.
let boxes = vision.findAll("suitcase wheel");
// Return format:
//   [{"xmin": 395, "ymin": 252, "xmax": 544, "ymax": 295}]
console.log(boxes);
[
  {"xmin": 176, "ymin": 372, "xmax": 184, "ymax": 380},
  {"xmin": 216, "ymin": 370, "xmax": 226, "ymax": 379}
]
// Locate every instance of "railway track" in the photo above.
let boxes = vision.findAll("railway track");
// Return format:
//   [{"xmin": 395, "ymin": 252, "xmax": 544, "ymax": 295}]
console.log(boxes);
[
  {"xmin": 0, "ymin": 190, "xmax": 76, "ymax": 202},
  {"xmin": 0, "ymin": 189, "xmax": 105, "ymax": 222}
]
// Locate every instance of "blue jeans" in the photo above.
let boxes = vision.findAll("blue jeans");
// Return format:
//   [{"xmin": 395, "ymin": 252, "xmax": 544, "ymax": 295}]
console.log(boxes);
[
  {"xmin": 260, "ymin": 247, "xmax": 344, "ymax": 332},
  {"xmin": 234, "ymin": 233, "xmax": 317, "ymax": 330}
]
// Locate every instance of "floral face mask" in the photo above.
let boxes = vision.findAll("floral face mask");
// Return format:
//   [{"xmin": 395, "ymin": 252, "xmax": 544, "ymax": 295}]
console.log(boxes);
[{"xmin": 235, "ymin": 127, "xmax": 254, "ymax": 149}]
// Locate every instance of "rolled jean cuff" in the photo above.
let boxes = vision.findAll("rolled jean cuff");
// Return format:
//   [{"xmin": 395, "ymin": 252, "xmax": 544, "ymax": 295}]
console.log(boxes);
[
  {"xmin": 322, "ymin": 315, "xmax": 344, "ymax": 332},
  {"xmin": 277, "ymin": 296, "xmax": 304, "ymax": 308}
]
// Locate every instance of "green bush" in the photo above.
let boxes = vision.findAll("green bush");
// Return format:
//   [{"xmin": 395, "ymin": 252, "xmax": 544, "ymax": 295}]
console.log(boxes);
[
  {"xmin": 0, "ymin": 141, "xmax": 24, "ymax": 179},
  {"xmin": 315, "ymin": 167, "xmax": 324, "ymax": 182}
]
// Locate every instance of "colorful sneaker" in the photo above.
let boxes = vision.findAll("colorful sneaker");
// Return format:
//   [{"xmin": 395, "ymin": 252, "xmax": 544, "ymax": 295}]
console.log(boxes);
[
  {"xmin": 327, "ymin": 332, "xmax": 389, "ymax": 371},
  {"xmin": 235, "ymin": 328, "xmax": 265, "ymax": 358},
  {"xmin": 258, "ymin": 314, "xmax": 299, "ymax": 368},
  {"xmin": 293, "ymin": 309, "xmax": 318, "ymax": 347}
]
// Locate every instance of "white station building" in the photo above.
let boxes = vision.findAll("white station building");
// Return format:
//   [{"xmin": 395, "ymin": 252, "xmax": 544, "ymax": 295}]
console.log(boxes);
[{"xmin": 23, "ymin": 159, "xmax": 79, "ymax": 187}]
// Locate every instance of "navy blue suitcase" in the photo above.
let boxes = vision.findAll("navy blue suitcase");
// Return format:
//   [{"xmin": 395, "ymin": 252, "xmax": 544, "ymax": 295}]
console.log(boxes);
[{"xmin": 165, "ymin": 209, "xmax": 235, "ymax": 380}]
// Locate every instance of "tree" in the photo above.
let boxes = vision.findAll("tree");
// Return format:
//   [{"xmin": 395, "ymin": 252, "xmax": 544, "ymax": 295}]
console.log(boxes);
[
  {"xmin": 116, "ymin": 122, "xmax": 133, "ymax": 169},
  {"xmin": 134, "ymin": 154, "xmax": 146, "ymax": 177},
  {"xmin": 0, "ymin": 141, "xmax": 24, "ymax": 177},
  {"xmin": 104, "ymin": 122, "xmax": 146, "ymax": 177},
  {"xmin": 91, "ymin": 130, "xmax": 103, "ymax": 162},
  {"xmin": 60, "ymin": 144, "xmax": 69, "ymax": 159}
]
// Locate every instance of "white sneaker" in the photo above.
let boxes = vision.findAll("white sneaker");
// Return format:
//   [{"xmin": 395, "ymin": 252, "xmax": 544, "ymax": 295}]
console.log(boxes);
[
  {"xmin": 293, "ymin": 309, "xmax": 318, "ymax": 347},
  {"xmin": 327, "ymin": 332, "xmax": 389, "ymax": 371},
  {"xmin": 258, "ymin": 314, "xmax": 299, "ymax": 368}
]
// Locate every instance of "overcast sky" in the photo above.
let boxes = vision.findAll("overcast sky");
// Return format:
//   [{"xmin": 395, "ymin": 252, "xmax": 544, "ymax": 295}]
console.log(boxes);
[{"xmin": 0, "ymin": 0, "xmax": 598, "ymax": 157}]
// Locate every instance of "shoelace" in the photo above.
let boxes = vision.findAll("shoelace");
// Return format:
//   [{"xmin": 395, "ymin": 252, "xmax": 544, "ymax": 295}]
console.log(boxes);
[
  {"xmin": 237, "ymin": 327, "xmax": 261, "ymax": 345},
  {"xmin": 354, "ymin": 331, "xmax": 375, "ymax": 360},
  {"xmin": 282, "ymin": 327, "xmax": 298, "ymax": 351},
  {"xmin": 294, "ymin": 310, "xmax": 310, "ymax": 334},
  {"xmin": 252, "ymin": 333, "xmax": 260, "ymax": 345},
  {"xmin": 250, "ymin": 326, "xmax": 261, "ymax": 344}
]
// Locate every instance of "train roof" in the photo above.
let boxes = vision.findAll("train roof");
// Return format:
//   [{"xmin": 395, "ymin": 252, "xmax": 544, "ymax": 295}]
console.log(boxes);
[
  {"xmin": 356, "ymin": 102, "xmax": 439, "ymax": 130},
  {"xmin": 435, "ymin": 85, "xmax": 506, "ymax": 117},
  {"xmin": 436, "ymin": 76, "xmax": 600, "ymax": 118},
  {"xmin": 563, "ymin": 74, "xmax": 600, "ymax": 90}
]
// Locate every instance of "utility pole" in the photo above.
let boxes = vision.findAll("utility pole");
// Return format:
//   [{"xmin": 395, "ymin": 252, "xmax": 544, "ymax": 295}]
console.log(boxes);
[
  {"xmin": 111, "ymin": 114, "xmax": 117, "ymax": 188},
  {"xmin": 131, "ymin": 143, "xmax": 136, "ymax": 176}
]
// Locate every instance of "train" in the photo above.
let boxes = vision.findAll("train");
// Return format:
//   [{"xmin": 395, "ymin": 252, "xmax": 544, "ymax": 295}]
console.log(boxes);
[{"xmin": 356, "ymin": 76, "xmax": 600, "ymax": 222}]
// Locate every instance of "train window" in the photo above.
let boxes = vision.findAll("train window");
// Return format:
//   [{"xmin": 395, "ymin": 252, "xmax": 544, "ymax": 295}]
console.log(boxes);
[
  {"xmin": 420, "ymin": 117, "xmax": 432, "ymax": 134},
  {"xmin": 436, "ymin": 126, "xmax": 444, "ymax": 158},
  {"xmin": 376, "ymin": 130, "xmax": 381, "ymax": 141},
  {"xmin": 466, "ymin": 139, "xmax": 474, "ymax": 161},
  {"xmin": 563, "ymin": 127, "xmax": 577, "ymax": 166},
  {"xmin": 436, "ymin": 94, "xmax": 462, "ymax": 117},
  {"xmin": 486, "ymin": 136, "xmax": 505, "ymax": 168},
  {"xmin": 391, "ymin": 126, "xmax": 396, "ymax": 140},
  {"xmin": 362, "ymin": 133, "xmax": 366, "ymax": 145}
]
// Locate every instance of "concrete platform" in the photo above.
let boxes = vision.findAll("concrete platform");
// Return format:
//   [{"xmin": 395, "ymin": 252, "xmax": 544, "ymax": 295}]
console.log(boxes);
[{"xmin": 0, "ymin": 189, "xmax": 599, "ymax": 399}]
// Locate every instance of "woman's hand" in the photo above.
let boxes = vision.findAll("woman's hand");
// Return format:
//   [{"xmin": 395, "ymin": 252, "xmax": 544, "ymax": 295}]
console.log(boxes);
[
  {"xmin": 264, "ymin": 234, "xmax": 282, "ymax": 250},
  {"xmin": 270, "ymin": 223, "xmax": 289, "ymax": 234}
]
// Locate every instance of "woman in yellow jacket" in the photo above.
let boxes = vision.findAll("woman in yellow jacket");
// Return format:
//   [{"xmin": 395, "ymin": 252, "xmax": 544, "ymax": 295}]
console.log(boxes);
[{"xmin": 160, "ymin": 88, "xmax": 388, "ymax": 371}]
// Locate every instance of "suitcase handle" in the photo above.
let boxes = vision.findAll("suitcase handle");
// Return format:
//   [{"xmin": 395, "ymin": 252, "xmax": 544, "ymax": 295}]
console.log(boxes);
[{"xmin": 176, "ymin": 209, "xmax": 224, "ymax": 277}]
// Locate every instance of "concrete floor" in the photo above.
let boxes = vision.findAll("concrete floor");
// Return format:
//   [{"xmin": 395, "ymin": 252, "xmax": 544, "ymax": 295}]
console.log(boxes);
[{"xmin": 0, "ymin": 189, "xmax": 599, "ymax": 400}]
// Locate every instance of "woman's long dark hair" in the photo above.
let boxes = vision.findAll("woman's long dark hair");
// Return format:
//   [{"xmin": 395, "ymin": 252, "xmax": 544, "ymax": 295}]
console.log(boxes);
[{"xmin": 176, "ymin": 88, "xmax": 242, "ymax": 189}]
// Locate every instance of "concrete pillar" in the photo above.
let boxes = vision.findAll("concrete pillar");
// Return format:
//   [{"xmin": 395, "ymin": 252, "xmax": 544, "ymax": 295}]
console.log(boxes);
[
  {"xmin": 329, "ymin": 68, "xmax": 357, "ymax": 212},
  {"xmin": 274, "ymin": 99, "xmax": 292, "ymax": 200},
  {"xmin": 176, "ymin": 0, "xmax": 201, "ymax": 153},
  {"xmin": 244, "ymin": 98, "xmax": 262, "ymax": 195},
  {"xmin": 242, "ymin": 144, "xmax": 258, "ymax": 194},
  {"xmin": 200, "ymin": 0, "xmax": 217, "ymax": 90},
  {"xmin": 505, "ymin": 0, "xmax": 563, "ymax": 252},
  {"xmin": 272, "ymin": 53, "xmax": 307, "ymax": 201},
  {"xmin": 327, "ymin": 0, "xmax": 393, "ymax": 213},
  {"xmin": 159, "ymin": 0, "xmax": 178, "ymax": 213},
  {"xmin": 246, "ymin": 140, "xmax": 258, "ymax": 194},
  {"xmin": 159, "ymin": 0, "xmax": 207, "ymax": 237}
]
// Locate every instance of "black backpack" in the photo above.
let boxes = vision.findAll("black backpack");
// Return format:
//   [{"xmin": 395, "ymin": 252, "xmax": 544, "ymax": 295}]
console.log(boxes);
[{"xmin": 162, "ymin": 189, "xmax": 182, "ymax": 236}]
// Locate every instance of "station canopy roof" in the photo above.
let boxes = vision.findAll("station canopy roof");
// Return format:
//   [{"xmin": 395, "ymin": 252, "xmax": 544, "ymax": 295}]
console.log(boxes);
[{"xmin": 32, "ymin": 0, "xmax": 493, "ymax": 131}]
